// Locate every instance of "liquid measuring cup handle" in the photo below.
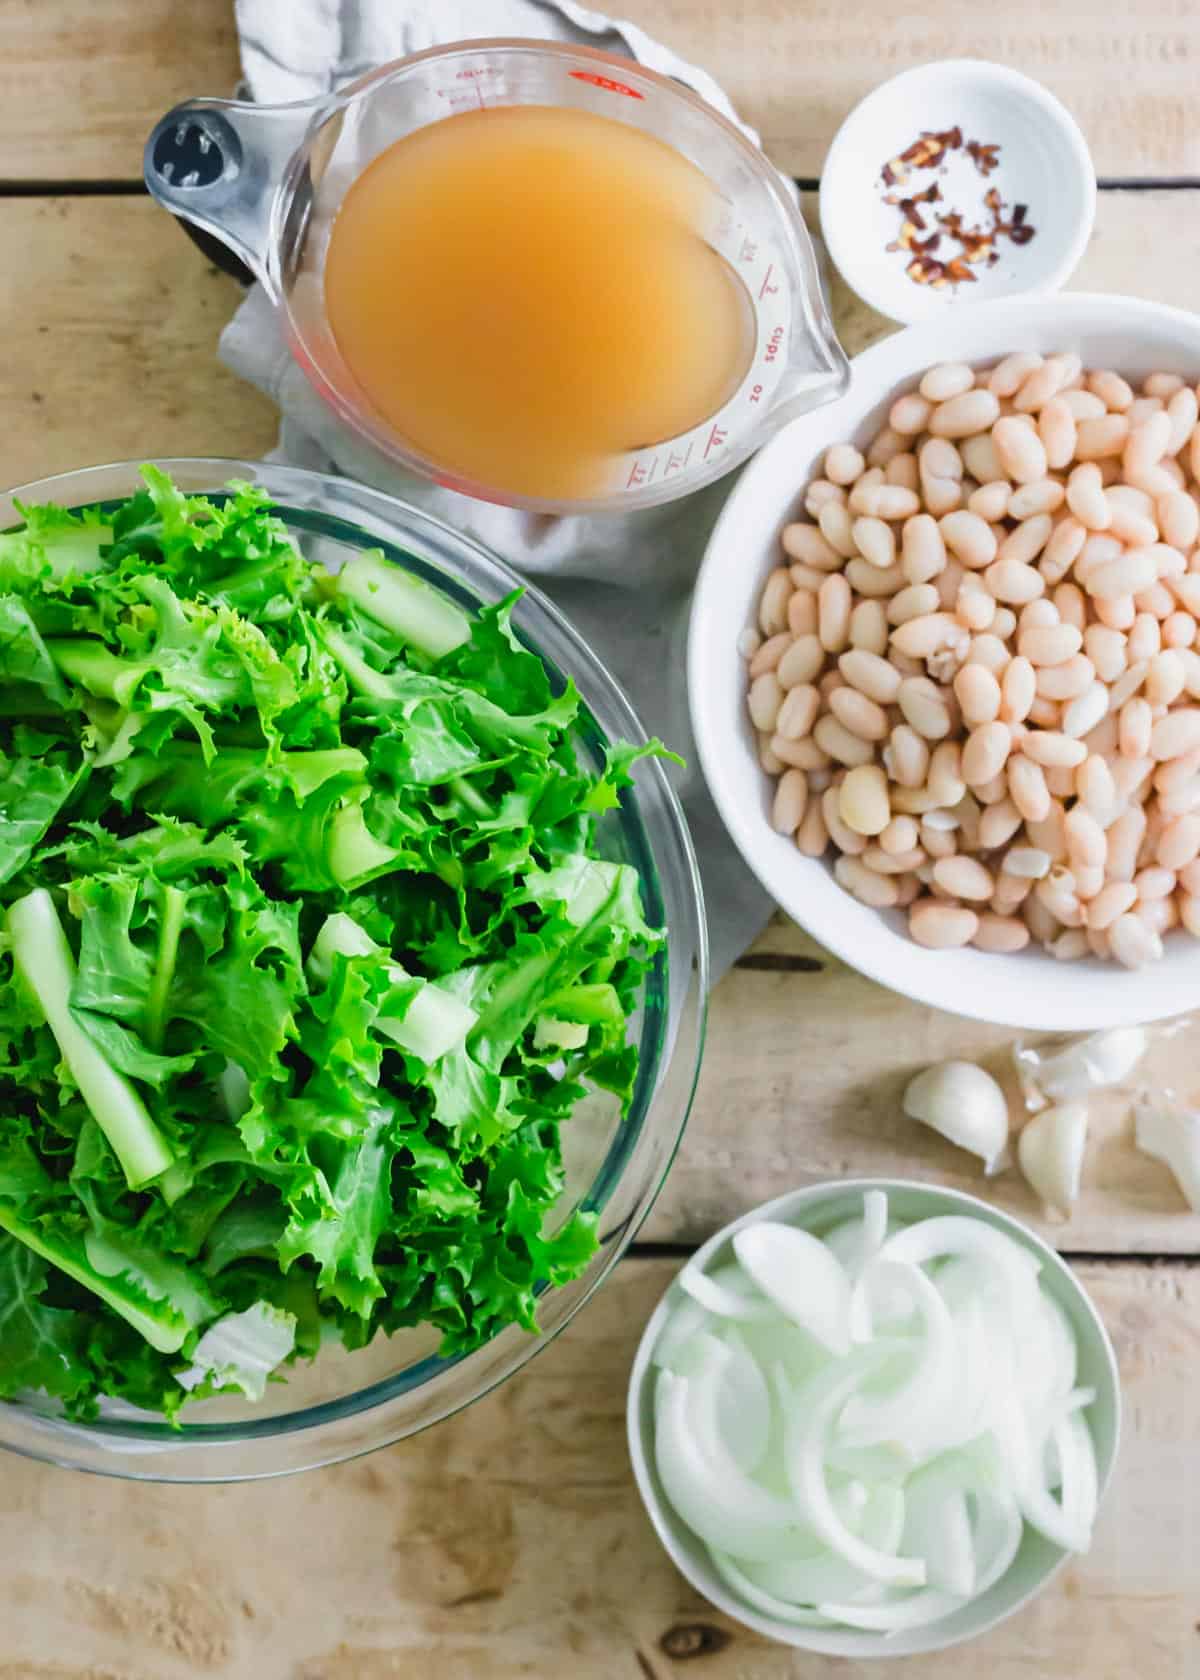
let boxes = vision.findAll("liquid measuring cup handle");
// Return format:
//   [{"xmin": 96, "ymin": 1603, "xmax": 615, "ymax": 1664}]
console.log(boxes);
[{"xmin": 144, "ymin": 97, "xmax": 323, "ymax": 298}]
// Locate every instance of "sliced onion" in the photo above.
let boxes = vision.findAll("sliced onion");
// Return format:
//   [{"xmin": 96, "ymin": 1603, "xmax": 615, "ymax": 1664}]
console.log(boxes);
[
  {"xmin": 784, "ymin": 1349, "xmax": 927, "ymax": 1588},
  {"xmin": 993, "ymin": 1368, "xmax": 1097, "ymax": 1553},
  {"xmin": 672, "ymin": 1329, "xmax": 771, "ymax": 1474},
  {"xmin": 825, "ymin": 1441, "xmax": 912, "ymax": 1482},
  {"xmin": 733, "ymin": 1222, "xmax": 854, "ymax": 1356},
  {"xmin": 882, "ymin": 1218, "xmax": 1041, "ymax": 1336},
  {"xmin": 935, "ymin": 1297, "xmax": 992, "ymax": 1456},
  {"xmin": 726, "ymin": 1316, "xmax": 832, "ymax": 1391},
  {"xmin": 655, "ymin": 1370, "xmax": 817, "ymax": 1561},
  {"xmin": 708, "ymin": 1549, "xmax": 839, "ymax": 1626},
  {"xmin": 748, "ymin": 1485, "xmax": 907, "ymax": 1606},
  {"xmin": 1033, "ymin": 1291, "xmax": 1079, "ymax": 1404},
  {"xmin": 653, "ymin": 1294, "xmax": 712, "ymax": 1371},
  {"xmin": 819, "ymin": 1481, "xmax": 1024, "ymax": 1633},
  {"xmin": 678, "ymin": 1261, "xmax": 777, "ymax": 1321},
  {"xmin": 822, "ymin": 1190, "xmax": 891, "ymax": 1280},
  {"xmin": 970, "ymin": 1487, "xmax": 1025, "ymax": 1596},
  {"xmin": 839, "ymin": 1262, "xmax": 957, "ymax": 1460},
  {"xmin": 816, "ymin": 1586, "xmax": 967, "ymax": 1633},
  {"xmin": 904, "ymin": 1472, "xmax": 976, "ymax": 1596}
]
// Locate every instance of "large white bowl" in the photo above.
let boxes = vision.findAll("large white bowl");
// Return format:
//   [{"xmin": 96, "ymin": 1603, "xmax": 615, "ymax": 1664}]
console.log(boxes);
[
  {"xmin": 689, "ymin": 293, "xmax": 1200, "ymax": 1031},
  {"xmin": 626, "ymin": 1178, "xmax": 1122, "ymax": 1660}
]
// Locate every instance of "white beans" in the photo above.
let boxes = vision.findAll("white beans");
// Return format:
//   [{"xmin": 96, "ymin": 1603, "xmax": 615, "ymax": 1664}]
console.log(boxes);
[
  {"xmin": 993, "ymin": 416, "xmax": 1048, "ymax": 484},
  {"xmin": 940, "ymin": 510, "xmax": 997, "ymax": 569},
  {"xmin": 909, "ymin": 901, "xmax": 979, "ymax": 947},
  {"xmin": 839, "ymin": 764, "xmax": 891, "ymax": 836},
  {"xmin": 920, "ymin": 362, "xmax": 975, "ymax": 403},
  {"xmin": 749, "ymin": 353, "xmax": 1200, "ymax": 966},
  {"xmin": 929, "ymin": 389, "xmax": 1001, "ymax": 439}
]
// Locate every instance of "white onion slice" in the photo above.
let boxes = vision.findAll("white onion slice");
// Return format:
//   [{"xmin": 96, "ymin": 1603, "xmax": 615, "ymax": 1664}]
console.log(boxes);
[
  {"xmin": 674, "ymin": 1329, "xmax": 771, "ymax": 1474},
  {"xmin": 970, "ymin": 1487, "xmax": 1025, "ymax": 1596},
  {"xmin": 816, "ymin": 1586, "xmax": 967, "ymax": 1633},
  {"xmin": 708, "ymin": 1549, "xmax": 839, "ymax": 1626},
  {"xmin": 934, "ymin": 1298, "xmax": 992, "ymax": 1456},
  {"xmin": 748, "ymin": 1485, "xmax": 907, "ymax": 1607},
  {"xmin": 881, "ymin": 1218, "xmax": 1040, "ymax": 1333},
  {"xmin": 655, "ymin": 1370, "xmax": 817, "ymax": 1561},
  {"xmin": 678, "ymin": 1262, "xmax": 777, "ymax": 1321},
  {"xmin": 994, "ymin": 1369, "xmax": 1097, "ymax": 1553},
  {"xmin": 653, "ymin": 1295, "xmax": 711, "ymax": 1371},
  {"xmin": 822, "ymin": 1190, "xmax": 891, "ymax": 1280},
  {"xmin": 733, "ymin": 1222, "xmax": 854, "ymax": 1356},
  {"xmin": 904, "ymin": 1472, "xmax": 976, "ymax": 1596},
  {"xmin": 839, "ymin": 1262, "xmax": 957, "ymax": 1460},
  {"xmin": 726, "ymin": 1316, "xmax": 832, "ymax": 1391},
  {"xmin": 819, "ymin": 1484, "xmax": 1024, "ymax": 1633},
  {"xmin": 784, "ymin": 1350, "xmax": 928, "ymax": 1587}
]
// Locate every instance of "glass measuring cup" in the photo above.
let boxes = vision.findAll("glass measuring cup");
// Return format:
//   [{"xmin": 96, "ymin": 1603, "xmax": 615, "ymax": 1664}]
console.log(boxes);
[{"xmin": 145, "ymin": 39, "xmax": 850, "ymax": 516}]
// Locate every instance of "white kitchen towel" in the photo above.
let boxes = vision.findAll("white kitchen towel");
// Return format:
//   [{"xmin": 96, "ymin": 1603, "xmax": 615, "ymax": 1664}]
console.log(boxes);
[{"xmin": 222, "ymin": 0, "xmax": 780, "ymax": 978}]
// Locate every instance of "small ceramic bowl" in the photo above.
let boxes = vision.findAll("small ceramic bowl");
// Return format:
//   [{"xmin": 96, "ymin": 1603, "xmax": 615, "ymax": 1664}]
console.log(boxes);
[
  {"xmin": 626, "ymin": 1178, "xmax": 1121, "ymax": 1659},
  {"xmin": 820, "ymin": 60, "xmax": 1096, "ymax": 325}
]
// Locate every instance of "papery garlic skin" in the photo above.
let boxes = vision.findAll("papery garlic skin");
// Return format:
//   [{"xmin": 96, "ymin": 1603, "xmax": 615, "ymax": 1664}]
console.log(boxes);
[
  {"xmin": 1017, "ymin": 1102, "xmax": 1088, "ymax": 1221},
  {"xmin": 1015, "ymin": 1027, "xmax": 1148, "ymax": 1111},
  {"xmin": 902, "ymin": 1061, "xmax": 1010, "ymax": 1175},
  {"xmin": 1134, "ymin": 1096, "xmax": 1200, "ymax": 1213}
]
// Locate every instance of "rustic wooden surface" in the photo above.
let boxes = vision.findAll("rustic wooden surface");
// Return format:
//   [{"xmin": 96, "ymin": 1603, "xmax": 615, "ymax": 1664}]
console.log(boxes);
[
  {"xmin": 3, "ymin": 0, "xmax": 1198, "ymax": 180},
  {"xmin": 2, "ymin": 1260, "xmax": 1197, "ymax": 1680},
  {"xmin": 2, "ymin": 2, "xmax": 1200, "ymax": 1676}
]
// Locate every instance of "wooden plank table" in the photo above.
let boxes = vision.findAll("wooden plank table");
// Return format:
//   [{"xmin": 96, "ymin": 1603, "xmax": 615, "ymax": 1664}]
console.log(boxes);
[{"xmin": 2, "ymin": 4, "xmax": 1200, "ymax": 1675}]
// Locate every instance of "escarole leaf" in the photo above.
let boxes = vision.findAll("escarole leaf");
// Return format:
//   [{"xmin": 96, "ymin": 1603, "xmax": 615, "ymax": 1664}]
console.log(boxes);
[{"xmin": 0, "ymin": 467, "xmax": 670, "ymax": 1421}]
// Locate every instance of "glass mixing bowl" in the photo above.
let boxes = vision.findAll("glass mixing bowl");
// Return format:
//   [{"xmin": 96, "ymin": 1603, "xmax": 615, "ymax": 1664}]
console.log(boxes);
[{"xmin": 0, "ymin": 459, "xmax": 707, "ymax": 1481}]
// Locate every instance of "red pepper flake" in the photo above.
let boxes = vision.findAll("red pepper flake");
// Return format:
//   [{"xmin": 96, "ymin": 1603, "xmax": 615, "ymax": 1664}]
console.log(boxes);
[
  {"xmin": 966, "ymin": 139, "xmax": 1001, "ymax": 177},
  {"xmin": 877, "ymin": 126, "xmax": 1037, "ymax": 288}
]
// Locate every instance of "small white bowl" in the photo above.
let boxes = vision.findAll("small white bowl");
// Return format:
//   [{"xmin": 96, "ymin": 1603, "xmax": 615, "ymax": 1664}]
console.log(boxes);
[
  {"xmin": 626, "ymin": 1177, "xmax": 1122, "ymax": 1659},
  {"xmin": 688, "ymin": 291, "xmax": 1200, "ymax": 1031},
  {"xmin": 820, "ymin": 60, "xmax": 1096, "ymax": 325}
]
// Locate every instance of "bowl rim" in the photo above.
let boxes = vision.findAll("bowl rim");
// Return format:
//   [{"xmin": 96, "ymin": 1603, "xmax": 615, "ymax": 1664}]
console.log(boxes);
[
  {"xmin": 818, "ymin": 58, "xmax": 1097, "ymax": 327},
  {"xmin": 625, "ymin": 1174, "xmax": 1122, "ymax": 1659},
  {"xmin": 0, "ymin": 457, "xmax": 709, "ymax": 1479},
  {"xmin": 688, "ymin": 291, "xmax": 1200, "ymax": 1029}
]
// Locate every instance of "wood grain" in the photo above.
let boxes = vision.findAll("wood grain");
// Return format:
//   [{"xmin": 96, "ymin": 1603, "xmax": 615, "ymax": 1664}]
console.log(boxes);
[
  {"xmin": 0, "ymin": 1256, "xmax": 1194, "ymax": 1679},
  {"xmin": 0, "ymin": 198, "xmax": 277, "ymax": 485},
  {"xmin": 0, "ymin": 0, "xmax": 241, "ymax": 180},
  {"xmin": 1, "ymin": 0, "xmax": 1198, "ymax": 182},
  {"xmin": 645, "ymin": 915, "xmax": 1200, "ymax": 1252},
  {"xmin": 617, "ymin": 0, "xmax": 1200, "ymax": 179}
]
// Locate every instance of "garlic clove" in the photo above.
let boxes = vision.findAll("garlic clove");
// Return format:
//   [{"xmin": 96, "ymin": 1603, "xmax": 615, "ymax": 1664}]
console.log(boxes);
[
  {"xmin": 1016, "ymin": 1026, "xmax": 1149, "ymax": 1109},
  {"xmin": 1134, "ymin": 1095, "xmax": 1200, "ymax": 1213},
  {"xmin": 1017, "ymin": 1102, "xmax": 1088, "ymax": 1221},
  {"xmin": 902, "ymin": 1060, "xmax": 1010, "ymax": 1175}
]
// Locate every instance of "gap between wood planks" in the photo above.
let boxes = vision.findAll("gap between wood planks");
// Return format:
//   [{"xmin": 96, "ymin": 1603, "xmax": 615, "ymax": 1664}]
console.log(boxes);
[{"xmin": 3, "ymin": 176, "xmax": 1200, "ymax": 196}]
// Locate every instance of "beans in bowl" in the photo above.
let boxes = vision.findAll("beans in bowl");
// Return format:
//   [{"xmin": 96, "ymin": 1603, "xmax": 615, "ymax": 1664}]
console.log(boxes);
[{"xmin": 742, "ymin": 354, "xmax": 1200, "ymax": 968}]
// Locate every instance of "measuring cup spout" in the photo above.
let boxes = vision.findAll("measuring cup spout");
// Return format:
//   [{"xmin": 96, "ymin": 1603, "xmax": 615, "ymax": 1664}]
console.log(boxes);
[{"xmin": 144, "ymin": 97, "xmax": 323, "ymax": 299}]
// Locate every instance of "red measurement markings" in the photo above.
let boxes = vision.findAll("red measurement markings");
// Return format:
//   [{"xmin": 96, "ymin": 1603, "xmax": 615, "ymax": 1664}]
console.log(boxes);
[
  {"xmin": 703, "ymin": 424, "xmax": 728, "ymax": 460},
  {"xmin": 758, "ymin": 264, "xmax": 779, "ymax": 301},
  {"xmin": 763, "ymin": 325, "xmax": 785, "ymax": 363},
  {"xmin": 570, "ymin": 69, "xmax": 644, "ymax": 99},
  {"xmin": 738, "ymin": 236, "xmax": 758, "ymax": 264},
  {"xmin": 627, "ymin": 455, "xmax": 660, "ymax": 488},
  {"xmin": 664, "ymin": 443, "xmax": 693, "ymax": 477},
  {"xmin": 455, "ymin": 67, "xmax": 500, "ymax": 78}
]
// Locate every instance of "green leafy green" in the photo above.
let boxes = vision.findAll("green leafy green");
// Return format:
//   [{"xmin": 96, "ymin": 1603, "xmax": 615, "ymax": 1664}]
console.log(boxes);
[{"xmin": 0, "ymin": 469, "xmax": 668, "ymax": 1418}]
